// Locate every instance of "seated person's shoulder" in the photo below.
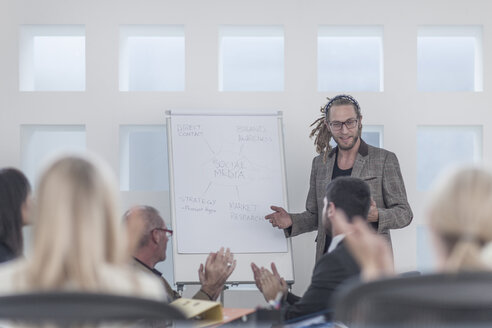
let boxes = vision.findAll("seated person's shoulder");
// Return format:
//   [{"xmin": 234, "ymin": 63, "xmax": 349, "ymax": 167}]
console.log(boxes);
[
  {"xmin": 331, "ymin": 243, "xmax": 357, "ymax": 262},
  {"xmin": 316, "ymin": 244, "xmax": 358, "ymax": 273},
  {"xmin": 99, "ymin": 264, "xmax": 167, "ymax": 302},
  {"xmin": 0, "ymin": 259, "xmax": 28, "ymax": 293},
  {"xmin": 133, "ymin": 269, "xmax": 168, "ymax": 301}
]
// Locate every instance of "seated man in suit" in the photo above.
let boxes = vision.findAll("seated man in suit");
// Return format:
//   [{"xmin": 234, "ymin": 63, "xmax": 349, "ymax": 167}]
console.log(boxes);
[
  {"xmin": 125, "ymin": 205, "xmax": 236, "ymax": 301},
  {"xmin": 252, "ymin": 176, "xmax": 371, "ymax": 320}
]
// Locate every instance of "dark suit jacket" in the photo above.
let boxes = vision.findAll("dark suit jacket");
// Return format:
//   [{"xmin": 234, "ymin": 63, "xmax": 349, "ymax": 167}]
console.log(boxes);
[
  {"xmin": 287, "ymin": 139, "xmax": 413, "ymax": 260},
  {"xmin": 282, "ymin": 241, "xmax": 360, "ymax": 321}
]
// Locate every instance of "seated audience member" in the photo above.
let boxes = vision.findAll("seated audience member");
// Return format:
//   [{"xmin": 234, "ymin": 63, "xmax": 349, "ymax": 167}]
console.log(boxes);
[
  {"xmin": 339, "ymin": 166, "xmax": 492, "ymax": 281},
  {"xmin": 125, "ymin": 206, "xmax": 236, "ymax": 301},
  {"xmin": 0, "ymin": 155, "xmax": 166, "ymax": 301},
  {"xmin": 0, "ymin": 168, "xmax": 31, "ymax": 263},
  {"xmin": 252, "ymin": 176, "xmax": 371, "ymax": 320}
]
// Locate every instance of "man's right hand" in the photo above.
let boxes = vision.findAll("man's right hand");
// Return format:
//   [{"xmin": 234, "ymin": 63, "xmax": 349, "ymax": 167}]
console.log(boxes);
[{"xmin": 265, "ymin": 206, "xmax": 293, "ymax": 229}]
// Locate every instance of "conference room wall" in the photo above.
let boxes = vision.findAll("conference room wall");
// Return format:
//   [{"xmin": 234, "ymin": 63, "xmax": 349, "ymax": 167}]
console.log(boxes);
[{"xmin": 2, "ymin": 0, "xmax": 492, "ymax": 307}]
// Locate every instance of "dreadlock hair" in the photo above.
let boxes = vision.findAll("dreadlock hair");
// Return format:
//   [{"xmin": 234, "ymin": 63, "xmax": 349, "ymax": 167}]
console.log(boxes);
[{"xmin": 309, "ymin": 95, "xmax": 362, "ymax": 162}]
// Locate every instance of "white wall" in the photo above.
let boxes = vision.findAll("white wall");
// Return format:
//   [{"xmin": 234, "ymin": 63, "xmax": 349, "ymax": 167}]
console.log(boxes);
[{"xmin": 2, "ymin": 0, "xmax": 492, "ymax": 307}]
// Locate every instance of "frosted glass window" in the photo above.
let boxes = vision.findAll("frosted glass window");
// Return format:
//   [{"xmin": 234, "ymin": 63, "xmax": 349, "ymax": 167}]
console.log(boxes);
[
  {"xmin": 418, "ymin": 26, "xmax": 483, "ymax": 92},
  {"xmin": 219, "ymin": 25, "xmax": 284, "ymax": 91},
  {"xmin": 318, "ymin": 26, "xmax": 383, "ymax": 92},
  {"xmin": 19, "ymin": 25, "xmax": 85, "ymax": 91},
  {"xmin": 417, "ymin": 126, "xmax": 482, "ymax": 191},
  {"xmin": 120, "ymin": 125, "xmax": 169, "ymax": 191},
  {"xmin": 330, "ymin": 125, "xmax": 383, "ymax": 148},
  {"xmin": 120, "ymin": 25, "xmax": 185, "ymax": 91},
  {"xmin": 21, "ymin": 125, "xmax": 86, "ymax": 186},
  {"xmin": 362, "ymin": 125, "xmax": 383, "ymax": 148}
]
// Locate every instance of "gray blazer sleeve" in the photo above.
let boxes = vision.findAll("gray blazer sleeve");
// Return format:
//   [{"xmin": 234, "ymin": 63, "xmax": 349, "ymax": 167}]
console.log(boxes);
[
  {"xmin": 286, "ymin": 156, "xmax": 319, "ymax": 237},
  {"xmin": 378, "ymin": 152, "xmax": 413, "ymax": 232}
]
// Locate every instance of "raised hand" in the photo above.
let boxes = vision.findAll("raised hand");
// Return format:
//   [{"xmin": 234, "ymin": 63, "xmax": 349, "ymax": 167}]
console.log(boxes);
[
  {"xmin": 332, "ymin": 209, "xmax": 393, "ymax": 281},
  {"xmin": 261, "ymin": 266, "xmax": 287, "ymax": 302},
  {"xmin": 251, "ymin": 262, "xmax": 263, "ymax": 292},
  {"xmin": 252, "ymin": 262, "xmax": 287, "ymax": 302},
  {"xmin": 198, "ymin": 247, "xmax": 236, "ymax": 300}
]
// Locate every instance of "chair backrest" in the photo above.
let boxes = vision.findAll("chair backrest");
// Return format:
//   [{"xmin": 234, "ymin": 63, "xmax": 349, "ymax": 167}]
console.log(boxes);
[
  {"xmin": 334, "ymin": 271, "xmax": 492, "ymax": 327},
  {"xmin": 0, "ymin": 291, "xmax": 186, "ymax": 325}
]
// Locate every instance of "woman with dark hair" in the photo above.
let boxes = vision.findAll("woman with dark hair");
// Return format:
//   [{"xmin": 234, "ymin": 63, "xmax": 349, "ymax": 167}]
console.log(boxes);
[{"xmin": 0, "ymin": 168, "xmax": 31, "ymax": 263}]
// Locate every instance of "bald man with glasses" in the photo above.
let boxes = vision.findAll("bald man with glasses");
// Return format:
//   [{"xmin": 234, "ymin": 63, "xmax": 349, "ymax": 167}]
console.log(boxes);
[{"xmin": 125, "ymin": 205, "xmax": 236, "ymax": 301}]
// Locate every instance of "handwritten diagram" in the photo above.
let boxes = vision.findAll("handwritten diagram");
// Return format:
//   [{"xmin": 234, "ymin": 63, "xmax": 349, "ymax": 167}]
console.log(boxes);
[{"xmin": 170, "ymin": 114, "xmax": 287, "ymax": 254}]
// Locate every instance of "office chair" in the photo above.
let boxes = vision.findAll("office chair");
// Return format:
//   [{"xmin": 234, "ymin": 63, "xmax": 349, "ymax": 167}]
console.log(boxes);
[
  {"xmin": 334, "ymin": 271, "xmax": 492, "ymax": 327},
  {"xmin": 0, "ymin": 291, "xmax": 185, "ymax": 326}
]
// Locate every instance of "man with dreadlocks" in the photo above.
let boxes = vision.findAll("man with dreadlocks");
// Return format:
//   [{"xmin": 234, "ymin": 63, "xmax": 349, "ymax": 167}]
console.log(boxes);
[{"xmin": 265, "ymin": 95, "xmax": 413, "ymax": 261}]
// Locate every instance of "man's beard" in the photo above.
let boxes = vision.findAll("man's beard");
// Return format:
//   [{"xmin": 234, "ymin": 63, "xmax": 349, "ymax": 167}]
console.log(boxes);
[
  {"xmin": 336, "ymin": 135, "xmax": 359, "ymax": 150},
  {"xmin": 333, "ymin": 126, "xmax": 362, "ymax": 151}
]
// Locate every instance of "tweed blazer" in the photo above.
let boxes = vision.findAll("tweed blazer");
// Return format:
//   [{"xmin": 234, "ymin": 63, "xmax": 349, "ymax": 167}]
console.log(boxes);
[{"xmin": 287, "ymin": 140, "xmax": 413, "ymax": 261}]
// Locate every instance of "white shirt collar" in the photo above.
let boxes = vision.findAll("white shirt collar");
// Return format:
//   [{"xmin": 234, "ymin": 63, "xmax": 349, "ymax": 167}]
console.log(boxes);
[{"xmin": 327, "ymin": 234, "xmax": 345, "ymax": 253}]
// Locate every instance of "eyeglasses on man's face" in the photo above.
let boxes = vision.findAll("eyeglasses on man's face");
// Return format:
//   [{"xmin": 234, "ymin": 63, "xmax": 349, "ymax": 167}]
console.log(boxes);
[
  {"xmin": 328, "ymin": 118, "xmax": 358, "ymax": 131},
  {"xmin": 153, "ymin": 227, "xmax": 173, "ymax": 238}
]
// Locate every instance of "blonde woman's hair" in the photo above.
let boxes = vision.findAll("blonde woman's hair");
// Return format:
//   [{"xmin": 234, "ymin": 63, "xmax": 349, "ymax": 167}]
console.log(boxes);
[
  {"xmin": 25, "ymin": 154, "xmax": 128, "ymax": 291},
  {"xmin": 427, "ymin": 166, "xmax": 492, "ymax": 271}
]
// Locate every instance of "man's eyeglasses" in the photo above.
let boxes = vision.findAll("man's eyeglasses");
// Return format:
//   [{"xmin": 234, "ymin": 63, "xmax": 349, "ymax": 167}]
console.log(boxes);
[
  {"xmin": 329, "ymin": 118, "xmax": 358, "ymax": 131},
  {"xmin": 153, "ymin": 228, "xmax": 173, "ymax": 238}
]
